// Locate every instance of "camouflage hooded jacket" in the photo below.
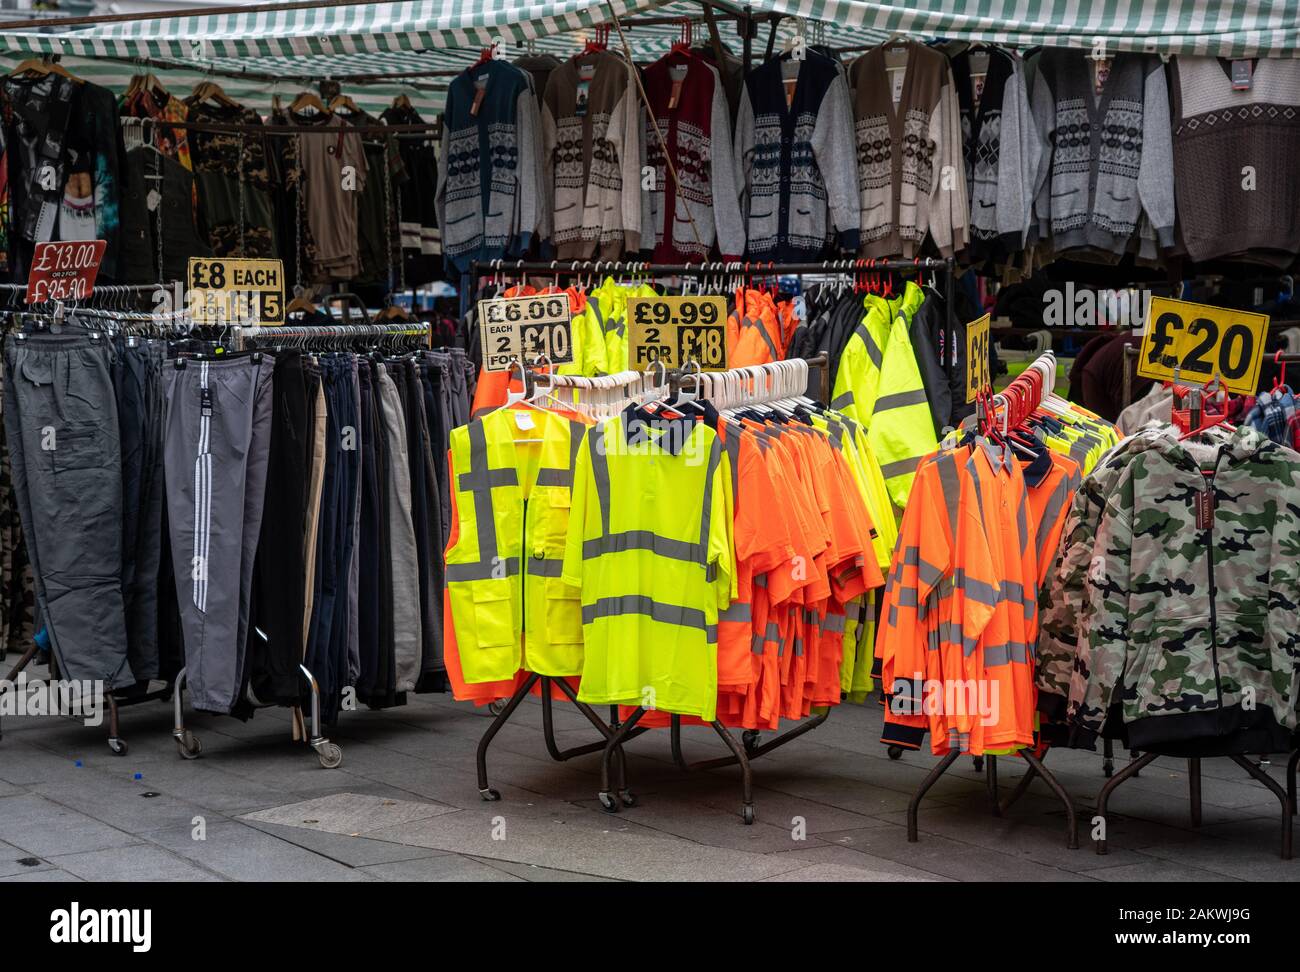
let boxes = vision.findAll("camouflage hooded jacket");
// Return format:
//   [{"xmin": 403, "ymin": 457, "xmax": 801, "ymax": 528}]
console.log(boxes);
[{"xmin": 1072, "ymin": 425, "xmax": 1300, "ymax": 752}]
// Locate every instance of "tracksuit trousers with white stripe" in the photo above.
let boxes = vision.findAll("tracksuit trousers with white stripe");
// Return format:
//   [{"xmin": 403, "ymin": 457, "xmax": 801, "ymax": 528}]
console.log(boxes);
[{"xmin": 163, "ymin": 354, "xmax": 273, "ymax": 714}]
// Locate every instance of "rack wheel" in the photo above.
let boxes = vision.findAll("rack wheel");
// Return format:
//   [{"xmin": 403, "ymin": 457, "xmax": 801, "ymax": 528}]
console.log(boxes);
[
  {"xmin": 887, "ymin": 745, "xmax": 903, "ymax": 760},
  {"xmin": 598, "ymin": 791, "xmax": 619, "ymax": 814},
  {"xmin": 742, "ymin": 729, "xmax": 760, "ymax": 752},
  {"xmin": 619, "ymin": 789, "xmax": 637, "ymax": 808},
  {"xmin": 316, "ymin": 742, "xmax": 343, "ymax": 769},
  {"xmin": 488, "ymin": 698, "xmax": 507, "ymax": 716},
  {"xmin": 479, "ymin": 787, "xmax": 501, "ymax": 801},
  {"xmin": 1103, "ymin": 760, "xmax": 1114, "ymax": 778},
  {"xmin": 742, "ymin": 804, "xmax": 755, "ymax": 826},
  {"xmin": 972, "ymin": 756, "xmax": 984, "ymax": 773},
  {"xmin": 176, "ymin": 731, "xmax": 202, "ymax": 760},
  {"xmin": 107, "ymin": 737, "xmax": 127, "ymax": 756}
]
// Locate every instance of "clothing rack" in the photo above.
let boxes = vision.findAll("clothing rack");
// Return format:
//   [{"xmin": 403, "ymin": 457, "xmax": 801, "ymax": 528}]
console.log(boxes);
[
  {"xmin": 233, "ymin": 319, "xmax": 434, "ymax": 350},
  {"xmin": 903, "ymin": 351, "xmax": 1082, "ymax": 849}
]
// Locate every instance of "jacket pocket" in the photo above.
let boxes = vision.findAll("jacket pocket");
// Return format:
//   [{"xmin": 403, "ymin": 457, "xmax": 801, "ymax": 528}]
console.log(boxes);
[
  {"xmin": 545, "ymin": 577, "xmax": 584, "ymax": 644},
  {"xmin": 471, "ymin": 578, "xmax": 515, "ymax": 649},
  {"xmin": 51, "ymin": 424, "xmax": 106, "ymax": 473}
]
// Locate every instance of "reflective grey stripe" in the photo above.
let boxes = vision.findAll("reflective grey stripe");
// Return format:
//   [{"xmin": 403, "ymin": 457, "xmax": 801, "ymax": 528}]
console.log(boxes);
[
  {"xmin": 446, "ymin": 557, "xmax": 521, "ymax": 582},
  {"xmin": 753, "ymin": 572, "xmax": 768, "ymax": 588},
  {"xmin": 1016, "ymin": 494, "xmax": 1030, "ymax": 555},
  {"xmin": 999, "ymin": 579, "xmax": 1036, "ymax": 618},
  {"xmin": 1035, "ymin": 479, "xmax": 1070, "ymax": 563},
  {"xmin": 581, "ymin": 595, "xmax": 716, "ymax": 642},
  {"xmin": 699, "ymin": 435, "xmax": 722, "ymax": 562},
  {"xmin": 458, "ymin": 466, "xmax": 517, "ymax": 492},
  {"xmin": 966, "ymin": 454, "xmax": 986, "ymax": 523},
  {"xmin": 792, "ymin": 636, "xmax": 805, "ymax": 657},
  {"xmin": 719, "ymin": 601, "xmax": 752, "ymax": 623},
  {"xmin": 589, "ymin": 421, "xmax": 611, "ymax": 536},
  {"xmin": 744, "ymin": 315, "xmax": 779, "ymax": 361},
  {"xmin": 887, "ymin": 604, "xmax": 898, "ymax": 626},
  {"xmin": 527, "ymin": 556, "xmax": 564, "ymax": 577},
  {"xmin": 874, "ymin": 389, "xmax": 929, "ymax": 412},
  {"xmin": 583, "ymin": 530, "xmax": 704, "ymax": 563},
  {"xmin": 983, "ymin": 642, "xmax": 1032, "ymax": 666},
  {"xmin": 720, "ymin": 422, "xmax": 741, "ymax": 505},
  {"xmin": 954, "ymin": 569, "xmax": 1000, "ymax": 607},
  {"xmin": 935, "ymin": 451, "xmax": 961, "ymax": 534},
  {"xmin": 894, "ymin": 587, "xmax": 919, "ymax": 608},
  {"xmin": 750, "ymin": 621, "xmax": 781, "ymax": 654},
  {"xmin": 918, "ymin": 557, "xmax": 944, "ymax": 590},
  {"xmin": 831, "ymin": 391, "xmax": 855, "ymax": 410},
  {"xmin": 535, "ymin": 467, "xmax": 572, "ymax": 487},
  {"xmin": 568, "ymin": 420, "xmax": 583, "ymax": 473},
  {"xmin": 856, "ymin": 323, "xmax": 883, "ymax": 369},
  {"xmin": 823, "ymin": 613, "xmax": 846, "ymax": 634},
  {"xmin": 879, "ymin": 455, "xmax": 921, "ymax": 481},
  {"xmin": 898, "ymin": 546, "xmax": 920, "ymax": 566}
]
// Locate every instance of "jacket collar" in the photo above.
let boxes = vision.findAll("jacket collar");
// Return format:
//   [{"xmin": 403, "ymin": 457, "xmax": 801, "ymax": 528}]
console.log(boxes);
[{"xmin": 622, "ymin": 402, "xmax": 694, "ymax": 455}]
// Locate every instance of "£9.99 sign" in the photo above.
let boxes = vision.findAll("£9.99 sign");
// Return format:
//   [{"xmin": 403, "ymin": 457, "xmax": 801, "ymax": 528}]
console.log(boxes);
[
  {"xmin": 628, "ymin": 296, "xmax": 728, "ymax": 370},
  {"xmin": 25, "ymin": 240, "xmax": 107, "ymax": 304},
  {"xmin": 477, "ymin": 294, "xmax": 574, "ymax": 372},
  {"xmin": 1137, "ymin": 297, "xmax": 1269, "ymax": 396}
]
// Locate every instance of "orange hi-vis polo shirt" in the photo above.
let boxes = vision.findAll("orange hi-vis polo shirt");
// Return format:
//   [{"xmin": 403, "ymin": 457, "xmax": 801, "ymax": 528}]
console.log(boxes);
[{"xmin": 727, "ymin": 288, "xmax": 785, "ymax": 367}]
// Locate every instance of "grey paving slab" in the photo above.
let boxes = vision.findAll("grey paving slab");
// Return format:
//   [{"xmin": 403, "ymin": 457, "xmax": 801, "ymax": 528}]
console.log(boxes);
[
  {"xmin": 1086, "ymin": 857, "xmax": 1244, "ymax": 882},
  {"xmin": 465, "ymin": 856, "xmax": 617, "ymax": 881},
  {"xmin": 140, "ymin": 819, "xmax": 378, "ymax": 882},
  {"xmin": 359, "ymin": 855, "xmax": 527, "ymax": 881},
  {"xmin": 0, "ymin": 793, "xmax": 141, "ymax": 858},
  {"xmin": 240, "ymin": 792, "xmax": 459, "ymax": 835},
  {"xmin": 49, "ymin": 845, "xmax": 220, "ymax": 882},
  {"xmin": 0, "ymin": 838, "xmax": 55, "ymax": 877},
  {"xmin": 244, "ymin": 821, "xmax": 452, "ymax": 867},
  {"xmin": 0, "ymin": 868, "xmax": 83, "ymax": 881},
  {"xmin": 764, "ymin": 842, "xmax": 945, "ymax": 881}
]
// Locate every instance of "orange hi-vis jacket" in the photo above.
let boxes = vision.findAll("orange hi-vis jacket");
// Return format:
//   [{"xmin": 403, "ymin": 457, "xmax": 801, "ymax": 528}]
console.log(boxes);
[{"xmin": 727, "ymin": 288, "xmax": 786, "ymax": 367}]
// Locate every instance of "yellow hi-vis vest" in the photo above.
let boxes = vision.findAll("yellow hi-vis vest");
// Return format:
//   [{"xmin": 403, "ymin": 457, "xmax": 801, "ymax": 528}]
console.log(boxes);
[
  {"xmin": 445, "ymin": 407, "xmax": 587, "ymax": 682},
  {"xmin": 562, "ymin": 411, "xmax": 735, "ymax": 720},
  {"xmin": 586, "ymin": 277, "xmax": 659, "ymax": 374},
  {"xmin": 829, "ymin": 281, "xmax": 937, "ymax": 510}
]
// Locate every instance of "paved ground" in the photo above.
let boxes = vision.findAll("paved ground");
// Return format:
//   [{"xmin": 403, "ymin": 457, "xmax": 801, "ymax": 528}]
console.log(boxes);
[{"xmin": 0, "ymin": 668, "xmax": 1295, "ymax": 881}]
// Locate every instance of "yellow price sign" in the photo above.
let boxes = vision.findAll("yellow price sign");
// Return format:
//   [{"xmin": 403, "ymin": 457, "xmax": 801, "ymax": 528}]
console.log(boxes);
[
  {"xmin": 477, "ymin": 294, "xmax": 574, "ymax": 372},
  {"xmin": 1137, "ymin": 297, "xmax": 1268, "ymax": 395},
  {"xmin": 187, "ymin": 257, "xmax": 284, "ymax": 326},
  {"xmin": 965, "ymin": 313, "xmax": 991, "ymax": 403},
  {"xmin": 628, "ymin": 296, "xmax": 728, "ymax": 370}
]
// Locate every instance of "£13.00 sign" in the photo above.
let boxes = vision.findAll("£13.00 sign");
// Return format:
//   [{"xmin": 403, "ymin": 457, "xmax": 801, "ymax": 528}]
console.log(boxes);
[
  {"xmin": 1138, "ymin": 297, "xmax": 1269, "ymax": 396},
  {"xmin": 25, "ymin": 240, "xmax": 107, "ymax": 304}
]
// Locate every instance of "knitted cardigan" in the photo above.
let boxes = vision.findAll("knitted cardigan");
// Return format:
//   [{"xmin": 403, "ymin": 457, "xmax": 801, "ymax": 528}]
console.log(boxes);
[
  {"xmin": 437, "ymin": 59, "xmax": 543, "ymax": 274},
  {"xmin": 642, "ymin": 51, "xmax": 745, "ymax": 261},
  {"xmin": 734, "ymin": 52, "xmax": 860, "ymax": 262},
  {"xmin": 1031, "ymin": 51, "xmax": 1175, "ymax": 260},
  {"xmin": 849, "ymin": 42, "xmax": 968, "ymax": 259},
  {"xmin": 542, "ymin": 51, "xmax": 644, "ymax": 260},
  {"xmin": 1171, "ymin": 56, "xmax": 1300, "ymax": 266},
  {"xmin": 951, "ymin": 46, "xmax": 1040, "ymax": 265}
]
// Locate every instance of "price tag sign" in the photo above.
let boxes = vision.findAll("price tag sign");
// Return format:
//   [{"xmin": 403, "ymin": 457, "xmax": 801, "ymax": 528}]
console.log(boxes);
[
  {"xmin": 25, "ymin": 240, "xmax": 107, "ymax": 304},
  {"xmin": 965, "ymin": 312, "xmax": 991, "ymax": 403},
  {"xmin": 628, "ymin": 296, "xmax": 728, "ymax": 370},
  {"xmin": 1137, "ymin": 297, "xmax": 1268, "ymax": 395},
  {"xmin": 187, "ymin": 257, "xmax": 285, "ymax": 326},
  {"xmin": 477, "ymin": 294, "xmax": 574, "ymax": 372}
]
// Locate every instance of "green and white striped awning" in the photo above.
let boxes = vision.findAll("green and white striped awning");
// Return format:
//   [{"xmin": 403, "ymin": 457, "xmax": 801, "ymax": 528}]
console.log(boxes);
[{"xmin": 1, "ymin": 0, "xmax": 1298, "ymax": 114}]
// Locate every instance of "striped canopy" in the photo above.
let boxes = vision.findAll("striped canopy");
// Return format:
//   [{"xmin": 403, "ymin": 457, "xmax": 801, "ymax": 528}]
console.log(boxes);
[{"xmin": 1, "ymin": 0, "xmax": 1297, "ymax": 114}]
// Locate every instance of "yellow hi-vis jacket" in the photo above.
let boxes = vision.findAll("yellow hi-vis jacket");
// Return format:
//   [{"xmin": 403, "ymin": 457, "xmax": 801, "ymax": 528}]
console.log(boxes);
[
  {"xmin": 583, "ymin": 277, "xmax": 659, "ymax": 374},
  {"xmin": 445, "ymin": 406, "xmax": 587, "ymax": 682},
  {"xmin": 829, "ymin": 281, "xmax": 937, "ymax": 510},
  {"xmin": 562, "ymin": 410, "xmax": 735, "ymax": 720}
]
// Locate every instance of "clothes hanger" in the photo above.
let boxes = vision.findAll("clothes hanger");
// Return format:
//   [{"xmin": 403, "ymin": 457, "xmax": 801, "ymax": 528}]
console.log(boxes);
[
  {"xmin": 329, "ymin": 93, "xmax": 361, "ymax": 115},
  {"xmin": 290, "ymin": 90, "xmax": 329, "ymax": 116},
  {"xmin": 191, "ymin": 80, "xmax": 237, "ymax": 107},
  {"xmin": 8, "ymin": 55, "xmax": 77, "ymax": 82}
]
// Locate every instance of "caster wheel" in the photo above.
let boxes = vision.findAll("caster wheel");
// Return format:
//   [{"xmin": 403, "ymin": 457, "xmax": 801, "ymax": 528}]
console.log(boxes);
[
  {"xmin": 598, "ymin": 791, "xmax": 619, "ymax": 814},
  {"xmin": 742, "ymin": 804, "xmax": 755, "ymax": 825},
  {"xmin": 488, "ymin": 698, "xmax": 507, "ymax": 717},
  {"xmin": 887, "ymin": 745, "xmax": 903, "ymax": 760},
  {"xmin": 479, "ymin": 787, "xmax": 501, "ymax": 802},
  {"xmin": 742, "ymin": 729, "xmax": 760, "ymax": 752},
  {"xmin": 107, "ymin": 737, "xmax": 128, "ymax": 757},
  {"xmin": 176, "ymin": 731, "xmax": 202, "ymax": 760},
  {"xmin": 316, "ymin": 743, "xmax": 343, "ymax": 769},
  {"xmin": 619, "ymin": 790, "xmax": 637, "ymax": 808},
  {"xmin": 972, "ymin": 756, "xmax": 985, "ymax": 773},
  {"xmin": 1103, "ymin": 761, "xmax": 1114, "ymax": 779}
]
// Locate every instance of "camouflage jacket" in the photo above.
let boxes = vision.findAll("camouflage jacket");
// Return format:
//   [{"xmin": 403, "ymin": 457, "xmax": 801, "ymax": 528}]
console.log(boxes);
[
  {"xmin": 1035, "ymin": 426, "xmax": 1170, "ymax": 719},
  {"xmin": 1071, "ymin": 425, "xmax": 1300, "ymax": 752}
]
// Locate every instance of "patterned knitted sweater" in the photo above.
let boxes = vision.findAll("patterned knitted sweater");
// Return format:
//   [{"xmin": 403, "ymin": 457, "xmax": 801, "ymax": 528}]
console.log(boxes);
[
  {"xmin": 850, "ymin": 42, "xmax": 968, "ymax": 259},
  {"xmin": 542, "ymin": 51, "xmax": 644, "ymax": 260},
  {"xmin": 734, "ymin": 52, "xmax": 860, "ymax": 262},
  {"xmin": 1171, "ymin": 56, "xmax": 1300, "ymax": 267},
  {"xmin": 437, "ymin": 59, "xmax": 543, "ymax": 274},
  {"xmin": 1030, "ymin": 50, "xmax": 1175, "ymax": 260}
]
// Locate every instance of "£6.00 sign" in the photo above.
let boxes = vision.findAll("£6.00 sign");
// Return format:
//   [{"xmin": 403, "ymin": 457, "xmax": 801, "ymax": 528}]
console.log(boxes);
[
  {"xmin": 1138, "ymin": 297, "xmax": 1268, "ymax": 396},
  {"xmin": 25, "ymin": 240, "xmax": 107, "ymax": 304},
  {"xmin": 477, "ymin": 294, "xmax": 574, "ymax": 372}
]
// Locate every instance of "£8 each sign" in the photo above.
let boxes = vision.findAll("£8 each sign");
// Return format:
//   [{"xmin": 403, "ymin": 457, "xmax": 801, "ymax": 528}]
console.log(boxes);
[
  {"xmin": 965, "ymin": 313, "xmax": 991, "ymax": 403},
  {"xmin": 1137, "ymin": 297, "xmax": 1268, "ymax": 396}
]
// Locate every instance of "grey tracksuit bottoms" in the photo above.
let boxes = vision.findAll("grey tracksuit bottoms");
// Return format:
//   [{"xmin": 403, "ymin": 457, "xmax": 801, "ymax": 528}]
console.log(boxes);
[
  {"xmin": 3, "ymin": 332, "xmax": 132, "ymax": 689},
  {"xmin": 163, "ymin": 355, "xmax": 273, "ymax": 714}
]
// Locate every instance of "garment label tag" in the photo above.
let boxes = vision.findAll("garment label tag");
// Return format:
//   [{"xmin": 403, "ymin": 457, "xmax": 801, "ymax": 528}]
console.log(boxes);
[
  {"xmin": 669, "ymin": 79, "xmax": 684, "ymax": 110},
  {"xmin": 890, "ymin": 67, "xmax": 905, "ymax": 104},
  {"xmin": 576, "ymin": 64, "xmax": 595, "ymax": 117},
  {"xmin": 971, "ymin": 73, "xmax": 986, "ymax": 108},
  {"xmin": 1231, "ymin": 59, "xmax": 1253, "ymax": 90},
  {"xmin": 200, "ymin": 388, "xmax": 213, "ymax": 416},
  {"xmin": 668, "ymin": 64, "xmax": 688, "ymax": 109},
  {"xmin": 471, "ymin": 77, "xmax": 488, "ymax": 116},
  {"xmin": 783, "ymin": 77, "xmax": 797, "ymax": 108},
  {"xmin": 1195, "ymin": 489, "xmax": 1215, "ymax": 530},
  {"xmin": 515, "ymin": 410, "xmax": 535, "ymax": 431},
  {"xmin": 1093, "ymin": 58, "xmax": 1110, "ymax": 94}
]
